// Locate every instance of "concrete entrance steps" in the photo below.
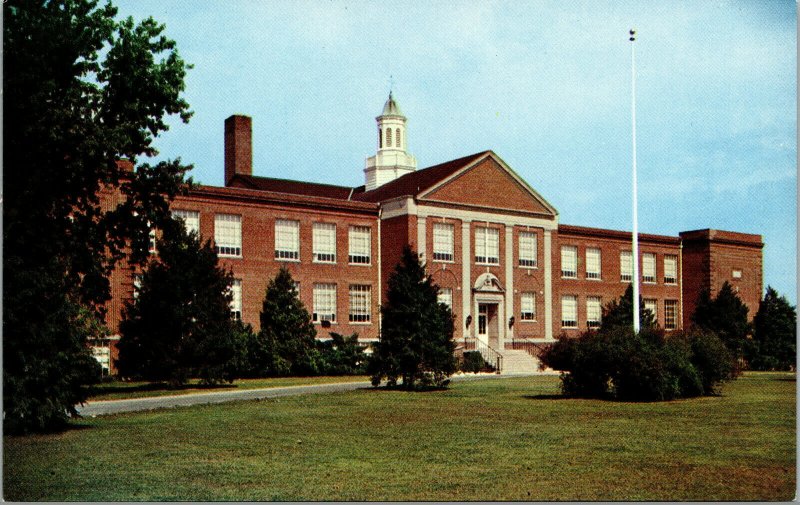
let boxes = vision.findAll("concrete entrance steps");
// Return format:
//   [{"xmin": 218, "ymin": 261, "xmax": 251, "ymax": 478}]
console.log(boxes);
[{"xmin": 498, "ymin": 349, "xmax": 541, "ymax": 374}]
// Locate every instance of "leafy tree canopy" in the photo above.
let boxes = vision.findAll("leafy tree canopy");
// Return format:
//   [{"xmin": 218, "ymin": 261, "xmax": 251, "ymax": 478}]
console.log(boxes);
[
  {"xmin": 599, "ymin": 284, "xmax": 657, "ymax": 333},
  {"xmin": 116, "ymin": 219, "xmax": 246, "ymax": 385},
  {"xmin": 748, "ymin": 286, "xmax": 796, "ymax": 371},
  {"xmin": 369, "ymin": 246, "xmax": 457, "ymax": 389},
  {"xmin": 4, "ymin": 0, "xmax": 192, "ymax": 433}
]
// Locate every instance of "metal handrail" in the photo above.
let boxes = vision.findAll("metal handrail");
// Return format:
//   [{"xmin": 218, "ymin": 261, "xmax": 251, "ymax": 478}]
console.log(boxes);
[
  {"xmin": 509, "ymin": 337, "xmax": 543, "ymax": 359},
  {"xmin": 463, "ymin": 336, "xmax": 503, "ymax": 373}
]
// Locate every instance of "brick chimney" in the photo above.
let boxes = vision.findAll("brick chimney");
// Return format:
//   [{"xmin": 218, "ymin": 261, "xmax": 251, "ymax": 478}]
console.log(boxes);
[{"xmin": 224, "ymin": 115, "xmax": 252, "ymax": 185}]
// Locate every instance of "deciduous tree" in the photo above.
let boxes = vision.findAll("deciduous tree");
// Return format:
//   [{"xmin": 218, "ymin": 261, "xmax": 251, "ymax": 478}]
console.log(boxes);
[{"xmin": 4, "ymin": 0, "xmax": 191, "ymax": 433}]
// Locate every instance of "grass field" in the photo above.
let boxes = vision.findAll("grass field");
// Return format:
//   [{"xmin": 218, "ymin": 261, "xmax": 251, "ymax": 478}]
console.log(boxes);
[
  {"xmin": 4, "ymin": 372, "xmax": 795, "ymax": 501},
  {"xmin": 89, "ymin": 375, "xmax": 370, "ymax": 401}
]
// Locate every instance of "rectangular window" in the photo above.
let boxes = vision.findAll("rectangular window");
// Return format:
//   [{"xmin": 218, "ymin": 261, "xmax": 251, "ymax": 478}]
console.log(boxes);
[
  {"xmin": 348, "ymin": 285, "xmax": 371, "ymax": 323},
  {"xmin": 348, "ymin": 226, "xmax": 371, "ymax": 264},
  {"xmin": 312, "ymin": 222, "xmax": 336, "ymax": 263},
  {"xmin": 664, "ymin": 255, "xmax": 677, "ymax": 284},
  {"xmin": 732, "ymin": 269, "xmax": 742, "ymax": 279},
  {"xmin": 561, "ymin": 246, "xmax": 578, "ymax": 279},
  {"xmin": 561, "ymin": 295, "xmax": 578, "ymax": 328},
  {"xmin": 148, "ymin": 229, "xmax": 157, "ymax": 254},
  {"xmin": 437, "ymin": 288, "xmax": 453, "ymax": 311},
  {"xmin": 173, "ymin": 209, "xmax": 200, "ymax": 236},
  {"xmin": 313, "ymin": 283, "xmax": 337, "ymax": 323},
  {"xmin": 664, "ymin": 299, "xmax": 678, "ymax": 330},
  {"xmin": 586, "ymin": 296, "xmax": 602, "ymax": 329},
  {"xmin": 586, "ymin": 248, "xmax": 601, "ymax": 280},
  {"xmin": 520, "ymin": 292, "xmax": 536, "ymax": 321},
  {"xmin": 642, "ymin": 253, "xmax": 656, "ymax": 283},
  {"xmin": 214, "ymin": 214, "xmax": 242, "ymax": 257},
  {"xmin": 432, "ymin": 223, "xmax": 454, "ymax": 262},
  {"xmin": 230, "ymin": 279, "xmax": 242, "ymax": 320},
  {"xmin": 644, "ymin": 298, "xmax": 658, "ymax": 321},
  {"xmin": 475, "ymin": 226, "xmax": 499, "ymax": 264},
  {"xmin": 620, "ymin": 250, "xmax": 632, "ymax": 282},
  {"xmin": 519, "ymin": 231, "xmax": 538, "ymax": 268},
  {"xmin": 274, "ymin": 219, "xmax": 300, "ymax": 260}
]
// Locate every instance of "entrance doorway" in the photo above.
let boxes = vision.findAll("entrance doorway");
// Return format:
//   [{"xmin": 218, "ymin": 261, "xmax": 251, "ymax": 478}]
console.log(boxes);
[{"xmin": 477, "ymin": 303, "xmax": 499, "ymax": 348}]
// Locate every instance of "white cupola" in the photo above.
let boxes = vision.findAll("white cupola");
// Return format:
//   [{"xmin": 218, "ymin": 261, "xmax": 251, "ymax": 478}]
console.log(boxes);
[{"xmin": 364, "ymin": 92, "xmax": 417, "ymax": 191}]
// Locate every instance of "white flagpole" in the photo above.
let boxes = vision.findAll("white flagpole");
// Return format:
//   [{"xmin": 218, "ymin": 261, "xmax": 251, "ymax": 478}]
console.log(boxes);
[{"xmin": 630, "ymin": 28, "xmax": 641, "ymax": 334}]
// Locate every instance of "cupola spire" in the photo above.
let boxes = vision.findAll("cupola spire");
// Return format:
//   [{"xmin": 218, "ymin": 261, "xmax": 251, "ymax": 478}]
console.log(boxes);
[{"xmin": 364, "ymin": 91, "xmax": 417, "ymax": 191}]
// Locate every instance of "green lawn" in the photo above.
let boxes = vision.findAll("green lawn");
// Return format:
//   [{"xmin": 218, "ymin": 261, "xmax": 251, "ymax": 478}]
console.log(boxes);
[
  {"xmin": 4, "ymin": 372, "xmax": 795, "ymax": 501},
  {"xmin": 89, "ymin": 375, "xmax": 370, "ymax": 401}
]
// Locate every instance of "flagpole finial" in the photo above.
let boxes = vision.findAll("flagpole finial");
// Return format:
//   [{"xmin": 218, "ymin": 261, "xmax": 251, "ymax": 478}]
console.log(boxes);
[{"xmin": 629, "ymin": 29, "xmax": 636, "ymax": 42}]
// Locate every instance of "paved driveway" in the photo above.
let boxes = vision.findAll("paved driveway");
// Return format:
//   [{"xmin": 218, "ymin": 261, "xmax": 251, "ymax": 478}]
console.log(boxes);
[{"xmin": 76, "ymin": 372, "xmax": 546, "ymax": 417}]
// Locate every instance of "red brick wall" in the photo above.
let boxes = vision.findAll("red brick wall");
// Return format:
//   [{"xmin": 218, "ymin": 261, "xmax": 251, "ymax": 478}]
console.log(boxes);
[
  {"xmin": 378, "ymin": 213, "xmax": 414, "ymax": 305},
  {"xmin": 510, "ymin": 225, "xmax": 548, "ymax": 339},
  {"xmin": 554, "ymin": 227, "xmax": 683, "ymax": 336}
]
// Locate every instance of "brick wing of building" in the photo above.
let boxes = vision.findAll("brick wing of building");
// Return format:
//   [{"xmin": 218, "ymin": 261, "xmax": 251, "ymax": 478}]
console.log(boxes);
[{"xmin": 100, "ymin": 93, "xmax": 763, "ymax": 374}]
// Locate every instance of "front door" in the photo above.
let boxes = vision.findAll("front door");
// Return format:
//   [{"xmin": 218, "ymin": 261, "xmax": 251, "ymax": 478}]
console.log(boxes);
[{"xmin": 478, "ymin": 303, "xmax": 499, "ymax": 348}]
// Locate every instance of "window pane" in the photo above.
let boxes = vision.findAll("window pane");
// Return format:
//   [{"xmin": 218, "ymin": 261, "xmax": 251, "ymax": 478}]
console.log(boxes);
[
  {"xmin": 664, "ymin": 255, "xmax": 677, "ymax": 284},
  {"xmin": 275, "ymin": 219, "xmax": 300, "ymax": 260},
  {"xmin": 561, "ymin": 295, "xmax": 577, "ymax": 327},
  {"xmin": 664, "ymin": 300, "xmax": 678, "ymax": 330},
  {"xmin": 433, "ymin": 223, "xmax": 454, "ymax": 262},
  {"xmin": 644, "ymin": 298, "xmax": 657, "ymax": 322},
  {"xmin": 586, "ymin": 296, "xmax": 601, "ymax": 328},
  {"xmin": 561, "ymin": 246, "xmax": 577, "ymax": 278},
  {"xmin": 313, "ymin": 283, "xmax": 337, "ymax": 322},
  {"xmin": 348, "ymin": 226, "xmax": 371, "ymax": 264},
  {"xmin": 642, "ymin": 253, "xmax": 656, "ymax": 283},
  {"xmin": 173, "ymin": 209, "xmax": 200, "ymax": 235},
  {"xmin": 620, "ymin": 251, "xmax": 632, "ymax": 281},
  {"xmin": 313, "ymin": 223, "xmax": 336, "ymax": 263},
  {"xmin": 586, "ymin": 248, "xmax": 601, "ymax": 279},
  {"xmin": 230, "ymin": 279, "xmax": 242, "ymax": 320},
  {"xmin": 519, "ymin": 232, "xmax": 537, "ymax": 267},
  {"xmin": 349, "ymin": 285, "xmax": 371, "ymax": 323},
  {"xmin": 215, "ymin": 214, "xmax": 241, "ymax": 256},
  {"xmin": 521, "ymin": 292, "xmax": 536, "ymax": 320},
  {"xmin": 475, "ymin": 227, "xmax": 499, "ymax": 264},
  {"xmin": 437, "ymin": 288, "xmax": 453, "ymax": 311}
]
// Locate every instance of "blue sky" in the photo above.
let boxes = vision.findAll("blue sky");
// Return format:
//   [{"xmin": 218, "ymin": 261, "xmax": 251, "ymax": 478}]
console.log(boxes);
[{"xmin": 115, "ymin": 0, "xmax": 797, "ymax": 304}]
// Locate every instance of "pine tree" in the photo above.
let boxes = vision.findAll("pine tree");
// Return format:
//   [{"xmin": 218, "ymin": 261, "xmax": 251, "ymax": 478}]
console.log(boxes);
[
  {"xmin": 250, "ymin": 267, "xmax": 320, "ymax": 376},
  {"xmin": 599, "ymin": 284, "xmax": 657, "ymax": 333},
  {"xmin": 692, "ymin": 282, "xmax": 750, "ymax": 358},
  {"xmin": 116, "ymin": 219, "xmax": 246, "ymax": 385},
  {"xmin": 748, "ymin": 286, "xmax": 796, "ymax": 371},
  {"xmin": 369, "ymin": 246, "xmax": 457, "ymax": 389}
]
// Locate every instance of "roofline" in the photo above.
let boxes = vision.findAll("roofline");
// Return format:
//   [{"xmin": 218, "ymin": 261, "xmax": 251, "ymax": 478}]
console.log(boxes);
[
  {"xmin": 558, "ymin": 223, "xmax": 681, "ymax": 245},
  {"xmin": 679, "ymin": 228, "xmax": 764, "ymax": 248},
  {"xmin": 187, "ymin": 184, "xmax": 378, "ymax": 215}
]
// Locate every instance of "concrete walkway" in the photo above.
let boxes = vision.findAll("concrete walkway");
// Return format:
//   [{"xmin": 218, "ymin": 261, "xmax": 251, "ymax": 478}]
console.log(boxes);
[{"xmin": 76, "ymin": 372, "xmax": 549, "ymax": 417}]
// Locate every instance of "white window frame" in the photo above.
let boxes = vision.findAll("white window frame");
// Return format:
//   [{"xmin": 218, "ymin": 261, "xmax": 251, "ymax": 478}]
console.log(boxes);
[
  {"xmin": 664, "ymin": 299, "xmax": 678, "ymax": 330},
  {"xmin": 561, "ymin": 246, "xmax": 578, "ymax": 279},
  {"xmin": 643, "ymin": 298, "xmax": 658, "ymax": 322},
  {"xmin": 664, "ymin": 255, "xmax": 677, "ymax": 284},
  {"xmin": 620, "ymin": 250, "xmax": 632, "ymax": 282},
  {"xmin": 519, "ymin": 231, "xmax": 537, "ymax": 268},
  {"xmin": 348, "ymin": 285, "xmax": 371, "ymax": 323},
  {"xmin": 475, "ymin": 226, "xmax": 499, "ymax": 265},
  {"xmin": 642, "ymin": 253, "xmax": 656, "ymax": 284},
  {"xmin": 586, "ymin": 248, "xmax": 601, "ymax": 280},
  {"xmin": 432, "ymin": 223, "xmax": 454, "ymax": 262},
  {"xmin": 520, "ymin": 292, "xmax": 536, "ymax": 321},
  {"xmin": 313, "ymin": 283, "xmax": 337, "ymax": 323},
  {"xmin": 561, "ymin": 295, "xmax": 578, "ymax": 328},
  {"xmin": 173, "ymin": 209, "xmax": 200, "ymax": 236},
  {"xmin": 348, "ymin": 226, "xmax": 371, "ymax": 265},
  {"xmin": 312, "ymin": 222, "xmax": 337, "ymax": 263},
  {"xmin": 230, "ymin": 279, "xmax": 242, "ymax": 320},
  {"xmin": 437, "ymin": 288, "xmax": 453, "ymax": 311},
  {"xmin": 274, "ymin": 219, "xmax": 300, "ymax": 261},
  {"xmin": 215, "ymin": 214, "xmax": 242, "ymax": 257},
  {"xmin": 586, "ymin": 296, "xmax": 602, "ymax": 329}
]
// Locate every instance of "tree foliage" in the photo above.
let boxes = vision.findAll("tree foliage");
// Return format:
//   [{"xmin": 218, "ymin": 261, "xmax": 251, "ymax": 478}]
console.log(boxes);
[
  {"xmin": 599, "ymin": 284, "xmax": 657, "ymax": 333},
  {"xmin": 116, "ymin": 219, "xmax": 245, "ymax": 385},
  {"xmin": 4, "ymin": 0, "xmax": 192, "ymax": 433},
  {"xmin": 316, "ymin": 333, "xmax": 368, "ymax": 375},
  {"xmin": 691, "ymin": 282, "xmax": 750, "ymax": 358},
  {"xmin": 747, "ymin": 287, "xmax": 796, "ymax": 371},
  {"xmin": 247, "ymin": 267, "xmax": 321, "ymax": 377},
  {"xmin": 369, "ymin": 246, "xmax": 457, "ymax": 389}
]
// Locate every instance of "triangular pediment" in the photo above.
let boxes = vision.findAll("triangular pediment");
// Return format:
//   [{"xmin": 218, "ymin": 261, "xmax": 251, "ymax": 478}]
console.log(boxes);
[{"xmin": 419, "ymin": 152, "xmax": 557, "ymax": 217}]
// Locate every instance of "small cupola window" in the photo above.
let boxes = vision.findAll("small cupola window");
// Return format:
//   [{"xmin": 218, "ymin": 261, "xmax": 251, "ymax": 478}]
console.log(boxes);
[
  {"xmin": 396, "ymin": 128, "xmax": 401, "ymax": 148},
  {"xmin": 386, "ymin": 128, "xmax": 392, "ymax": 147}
]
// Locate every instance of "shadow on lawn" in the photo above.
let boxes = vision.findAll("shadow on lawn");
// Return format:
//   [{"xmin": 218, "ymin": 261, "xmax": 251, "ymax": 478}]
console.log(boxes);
[
  {"xmin": 523, "ymin": 394, "xmax": 571, "ymax": 400},
  {"xmin": 92, "ymin": 382, "xmax": 237, "ymax": 395}
]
